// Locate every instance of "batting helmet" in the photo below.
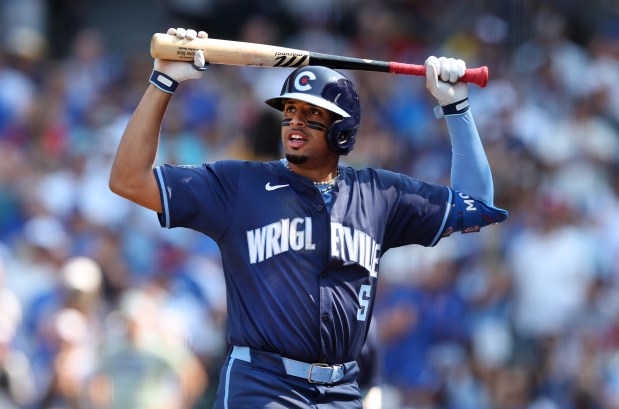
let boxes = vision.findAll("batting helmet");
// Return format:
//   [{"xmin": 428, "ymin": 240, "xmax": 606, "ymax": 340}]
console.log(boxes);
[{"xmin": 265, "ymin": 66, "xmax": 361, "ymax": 155}]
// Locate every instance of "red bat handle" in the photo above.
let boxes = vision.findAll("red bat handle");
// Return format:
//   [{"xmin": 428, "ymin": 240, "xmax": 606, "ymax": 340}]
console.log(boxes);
[{"xmin": 389, "ymin": 62, "xmax": 488, "ymax": 88}]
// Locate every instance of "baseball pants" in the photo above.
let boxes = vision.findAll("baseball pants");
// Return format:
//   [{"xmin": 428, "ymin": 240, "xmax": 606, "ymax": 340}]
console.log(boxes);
[{"xmin": 214, "ymin": 346, "xmax": 362, "ymax": 408}]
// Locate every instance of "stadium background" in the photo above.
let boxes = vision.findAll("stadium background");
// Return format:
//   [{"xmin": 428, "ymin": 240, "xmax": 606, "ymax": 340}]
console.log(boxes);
[{"xmin": 1, "ymin": 0, "xmax": 618, "ymax": 408}]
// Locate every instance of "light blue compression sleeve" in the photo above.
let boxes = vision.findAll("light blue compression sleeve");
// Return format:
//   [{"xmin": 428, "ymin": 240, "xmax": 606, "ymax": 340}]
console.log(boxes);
[{"xmin": 445, "ymin": 110, "xmax": 494, "ymax": 205}]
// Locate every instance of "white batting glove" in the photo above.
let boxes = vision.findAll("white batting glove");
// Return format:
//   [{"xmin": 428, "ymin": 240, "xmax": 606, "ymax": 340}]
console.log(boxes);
[
  {"xmin": 425, "ymin": 56, "xmax": 468, "ymax": 106},
  {"xmin": 150, "ymin": 28, "xmax": 209, "ymax": 94}
]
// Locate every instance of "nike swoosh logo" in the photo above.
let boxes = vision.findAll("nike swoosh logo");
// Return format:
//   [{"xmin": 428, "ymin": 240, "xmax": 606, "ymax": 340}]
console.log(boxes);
[{"xmin": 265, "ymin": 182, "xmax": 290, "ymax": 191}]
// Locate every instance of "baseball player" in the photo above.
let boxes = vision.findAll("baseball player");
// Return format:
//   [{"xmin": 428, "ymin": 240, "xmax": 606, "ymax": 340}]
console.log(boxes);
[{"xmin": 109, "ymin": 27, "xmax": 507, "ymax": 408}]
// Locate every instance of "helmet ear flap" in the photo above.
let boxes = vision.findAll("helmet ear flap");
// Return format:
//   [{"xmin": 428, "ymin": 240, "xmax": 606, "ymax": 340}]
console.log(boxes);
[{"xmin": 327, "ymin": 117, "xmax": 359, "ymax": 155}]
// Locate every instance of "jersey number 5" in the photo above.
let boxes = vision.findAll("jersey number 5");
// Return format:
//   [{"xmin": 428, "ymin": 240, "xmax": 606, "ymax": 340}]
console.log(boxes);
[{"xmin": 357, "ymin": 284, "xmax": 372, "ymax": 321}]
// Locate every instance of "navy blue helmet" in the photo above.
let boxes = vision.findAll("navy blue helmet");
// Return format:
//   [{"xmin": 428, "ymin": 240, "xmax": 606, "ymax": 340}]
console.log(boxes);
[{"xmin": 266, "ymin": 66, "xmax": 361, "ymax": 155}]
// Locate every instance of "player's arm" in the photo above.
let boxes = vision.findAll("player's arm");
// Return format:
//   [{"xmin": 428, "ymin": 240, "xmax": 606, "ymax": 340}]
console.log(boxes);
[
  {"xmin": 424, "ymin": 56, "xmax": 507, "ymax": 236},
  {"xmin": 109, "ymin": 28, "xmax": 208, "ymax": 213},
  {"xmin": 109, "ymin": 85, "xmax": 171, "ymax": 213}
]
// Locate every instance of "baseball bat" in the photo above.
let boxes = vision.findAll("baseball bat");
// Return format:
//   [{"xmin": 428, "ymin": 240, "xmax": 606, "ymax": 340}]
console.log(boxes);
[{"xmin": 150, "ymin": 33, "xmax": 488, "ymax": 88}]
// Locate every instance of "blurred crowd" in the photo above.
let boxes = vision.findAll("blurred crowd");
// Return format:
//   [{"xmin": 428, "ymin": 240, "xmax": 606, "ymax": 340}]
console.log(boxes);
[{"xmin": 1, "ymin": 0, "xmax": 619, "ymax": 408}]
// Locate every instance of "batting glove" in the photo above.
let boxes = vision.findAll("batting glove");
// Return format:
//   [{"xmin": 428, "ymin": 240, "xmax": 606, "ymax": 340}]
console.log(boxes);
[
  {"xmin": 150, "ymin": 28, "xmax": 209, "ymax": 94},
  {"xmin": 425, "ymin": 56, "xmax": 468, "ymax": 108}
]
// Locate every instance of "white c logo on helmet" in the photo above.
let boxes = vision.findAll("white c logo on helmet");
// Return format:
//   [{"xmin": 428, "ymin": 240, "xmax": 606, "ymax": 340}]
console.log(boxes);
[{"xmin": 294, "ymin": 71, "xmax": 316, "ymax": 92}]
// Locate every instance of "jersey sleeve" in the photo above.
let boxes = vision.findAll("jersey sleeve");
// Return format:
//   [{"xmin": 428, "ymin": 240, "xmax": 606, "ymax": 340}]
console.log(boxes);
[
  {"xmin": 380, "ymin": 170, "xmax": 451, "ymax": 250},
  {"xmin": 440, "ymin": 189, "xmax": 508, "ymax": 238},
  {"xmin": 154, "ymin": 160, "xmax": 243, "ymax": 240}
]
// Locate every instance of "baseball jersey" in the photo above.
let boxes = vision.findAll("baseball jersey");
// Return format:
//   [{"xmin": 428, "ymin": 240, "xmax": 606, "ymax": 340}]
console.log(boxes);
[{"xmin": 154, "ymin": 160, "xmax": 450, "ymax": 364}]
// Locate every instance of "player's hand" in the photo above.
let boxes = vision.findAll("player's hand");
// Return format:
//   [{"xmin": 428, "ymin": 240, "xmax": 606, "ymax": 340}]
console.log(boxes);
[
  {"xmin": 425, "ymin": 56, "xmax": 468, "ymax": 106},
  {"xmin": 153, "ymin": 28, "xmax": 209, "ymax": 83}
]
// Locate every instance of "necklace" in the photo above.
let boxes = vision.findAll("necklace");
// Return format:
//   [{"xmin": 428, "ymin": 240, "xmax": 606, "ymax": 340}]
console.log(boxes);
[
  {"xmin": 286, "ymin": 163, "xmax": 341, "ymax": 193},
  {"xmin": 313, "ymin": 167, "xmax": 341, "ymax": 192}
]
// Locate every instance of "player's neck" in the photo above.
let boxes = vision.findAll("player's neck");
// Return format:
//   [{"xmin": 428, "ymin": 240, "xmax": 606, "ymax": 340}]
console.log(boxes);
[{"xmin": 286, "ymin": 160, "xmax": 339, "ymax": 184}]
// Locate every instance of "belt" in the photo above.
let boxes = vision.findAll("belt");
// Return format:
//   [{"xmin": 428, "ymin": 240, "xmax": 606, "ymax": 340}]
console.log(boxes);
[{"xmin": 231, "ymin": 346, "xmax": 346, "ymax": 385}]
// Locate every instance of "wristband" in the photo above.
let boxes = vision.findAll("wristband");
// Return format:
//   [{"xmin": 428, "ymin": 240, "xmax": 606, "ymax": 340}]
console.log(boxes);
[
  {"xmin": 149, "ymin": 70, "xmax": 179, "ymax": 94},
  {"xmin": 434, "ymin": 98, "xmax": 469, "ymax": 119}
]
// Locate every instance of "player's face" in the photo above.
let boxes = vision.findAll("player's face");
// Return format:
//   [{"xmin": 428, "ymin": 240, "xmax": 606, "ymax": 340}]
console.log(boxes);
[{"xmin": 281, "ymin": 99, "xmax": 337, "ymax": 166}]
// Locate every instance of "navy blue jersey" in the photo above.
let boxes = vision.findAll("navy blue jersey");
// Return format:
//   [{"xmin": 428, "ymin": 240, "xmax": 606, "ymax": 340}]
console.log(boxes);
[{"xmin": 155, "ymin": 160, "xmax": 450, "ymax": 363}]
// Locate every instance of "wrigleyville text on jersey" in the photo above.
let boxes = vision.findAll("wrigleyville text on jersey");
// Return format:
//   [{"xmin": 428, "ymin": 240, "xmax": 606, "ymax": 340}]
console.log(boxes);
[{"xmin": 246, "ymin": 217, "xmax": 380, "ymax": 278}]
